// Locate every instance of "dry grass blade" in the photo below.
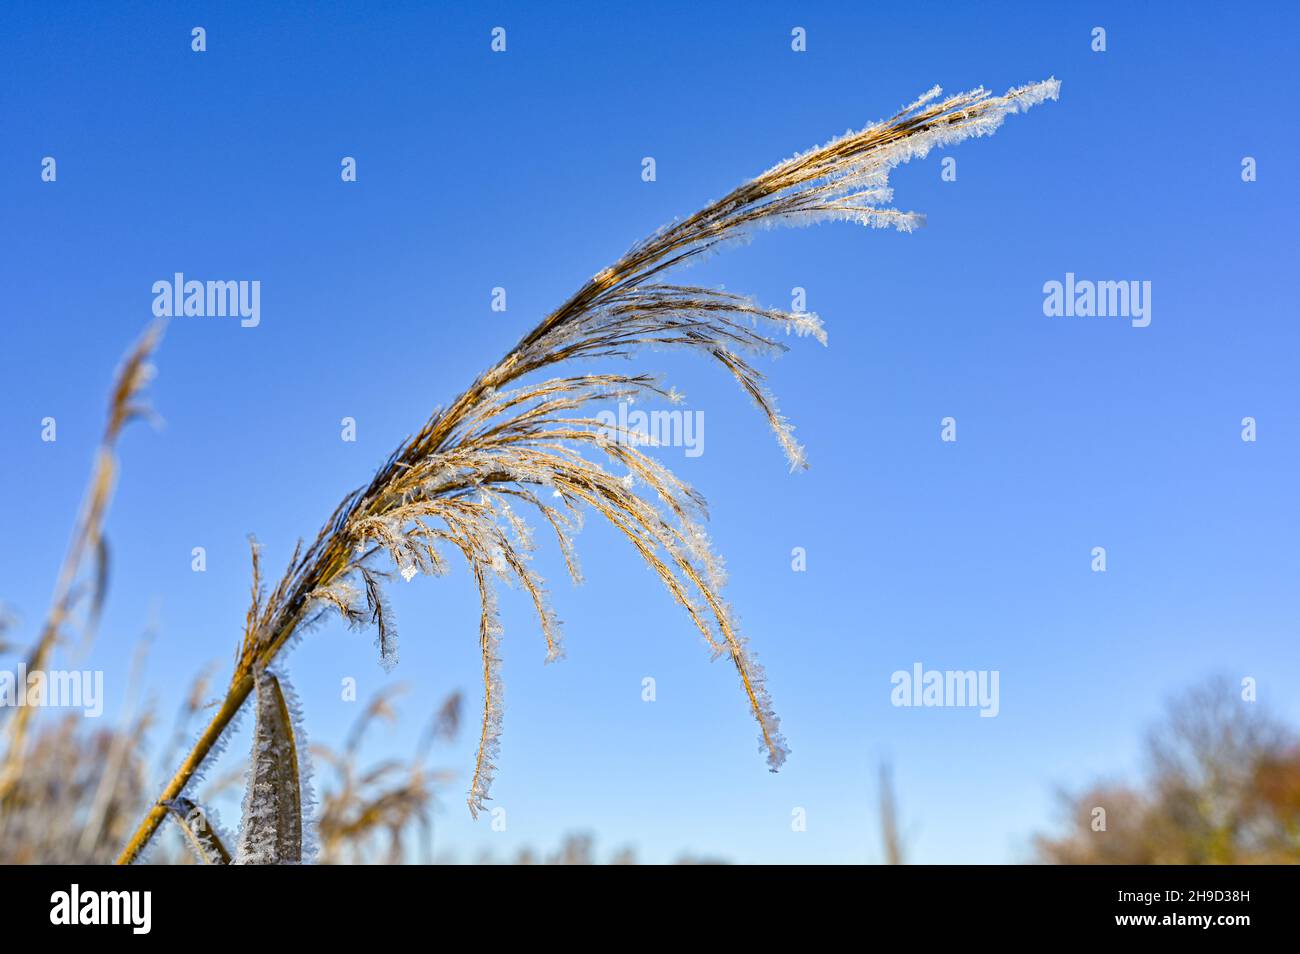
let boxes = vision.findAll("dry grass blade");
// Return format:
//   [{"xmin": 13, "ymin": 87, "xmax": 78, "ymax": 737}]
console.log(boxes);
[
  {"xmin": 235, "ymin": 669, "xmax": 305, "ymax": 865},
  {"xmin": 0, "ymin": 605, "xmax": 16, "ymax": 656},
  {"xmin": 163, "ymin": 797, "xmax": 232, "ymax": 865},
  {"xmin": 880, "ymin": 762, "xmax": 904, "ymax": 865},
  {"xmin": 416, "ymin": 690, "xmax": 461, "ymax": 761},
  {"xmin": 117, "ymin": 79, "xmax": 1058, "ymax": 862},
  {"xmin": 343, "ymin": 683, "xmax": 406, "ymax": 758},
  {"xmin": 0, "ymin": 322, "xmax": 162, "ymax": 801},
  {"xmin": 0, "ymin": 714, "xmax": 155, "ymax": 864},
  {"xmin": 313, "ymin": 689, "xmax": 458, "ymax": 864},
  {"xmin": 156, "ymin": 664, "xmax": 218, "ymax": 779}
]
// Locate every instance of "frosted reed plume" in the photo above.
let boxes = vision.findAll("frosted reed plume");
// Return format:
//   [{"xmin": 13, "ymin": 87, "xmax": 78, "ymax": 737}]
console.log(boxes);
[{"xmin": 117, "ymin": 78, "xmax": 1058, "ymax": 863}]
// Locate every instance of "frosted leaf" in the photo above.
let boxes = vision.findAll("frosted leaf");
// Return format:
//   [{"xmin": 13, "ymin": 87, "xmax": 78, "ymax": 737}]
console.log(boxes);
[
  {"xmin": 235, "ymin": 668, "xmax": 304, "ymax": 864},
  {"xmin": 163, "ymin": 797, "xmax": 231, "ymax": 865}
]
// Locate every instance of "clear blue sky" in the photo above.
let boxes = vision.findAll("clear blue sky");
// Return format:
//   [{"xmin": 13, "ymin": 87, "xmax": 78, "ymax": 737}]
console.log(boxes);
[{"xmin": 2, "ymin": 1, "xmax": 1297, "ymax": 863}]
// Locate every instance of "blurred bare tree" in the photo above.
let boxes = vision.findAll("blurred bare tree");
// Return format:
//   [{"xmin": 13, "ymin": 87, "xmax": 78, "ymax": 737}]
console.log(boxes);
[{"xmin": 1034, "ymin": 677, "xmax": 1300, "ymax": 864}]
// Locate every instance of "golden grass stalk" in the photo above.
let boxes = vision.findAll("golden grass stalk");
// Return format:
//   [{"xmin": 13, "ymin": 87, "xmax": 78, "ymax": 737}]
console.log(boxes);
[
  {"xmin": 118, "ymin": 78, "xmax": 1058, "ymax": 863},
  {"xmin": 0, "ymin": 322, "xmax": 162, "ymax": 801}
]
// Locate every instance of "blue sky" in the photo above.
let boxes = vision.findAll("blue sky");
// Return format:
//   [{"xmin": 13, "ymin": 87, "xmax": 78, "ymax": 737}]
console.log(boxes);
[{"xmin": 2, "ymin": 1, "xmax": 1297, "ymax": 863}]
